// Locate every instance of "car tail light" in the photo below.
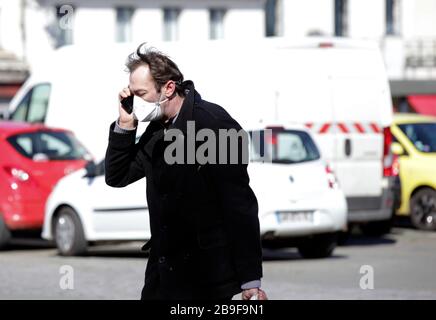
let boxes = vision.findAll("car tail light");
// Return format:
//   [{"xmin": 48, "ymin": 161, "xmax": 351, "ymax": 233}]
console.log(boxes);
[
  {"xmin": 382, "ymin": 127, "xmax": 398, "ymax": 177},
  {"xmin": 325, "ymin": 164, "xmax": 339, "ymax": 189},
  {"xmin": 269, "ymin": 134, "xmax": 277, "ymax": 145},
  {"xmin": 3, "ymin": 166, "xmax": 30, "ymax": 181},
  {"xmin": 319, "ymin": 42, "xmax": 334, "ymax": 48}
]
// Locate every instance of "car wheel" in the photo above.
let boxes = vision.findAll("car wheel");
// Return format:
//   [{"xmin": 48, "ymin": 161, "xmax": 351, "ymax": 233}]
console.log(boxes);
[
  {"xmin": 0, "ymin": 215, "xmax": 11, "ymax": 249},
  {"xmin": 360, "ymin": 218, "xmax": 393, "ymax": 236},
  {"xmin": 297, "ymin": 233, "xmax": 338, "ymax": 259},
  {"xmin": 54, "ymin": 207, "xmax": 87, "ymax": 256},
  {"xmin": 410, "ymin": 188, "xmax": 436, "ymax": 231},
  {"xmin": 337, "ymin": 230, "xmax": 351, "ymax": 245}
]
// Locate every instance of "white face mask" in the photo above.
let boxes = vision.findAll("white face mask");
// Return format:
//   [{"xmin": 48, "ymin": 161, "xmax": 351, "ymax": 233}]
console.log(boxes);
[{"xmin": 132, "ymin": 94, "xmax": 168, "ymax": 122}]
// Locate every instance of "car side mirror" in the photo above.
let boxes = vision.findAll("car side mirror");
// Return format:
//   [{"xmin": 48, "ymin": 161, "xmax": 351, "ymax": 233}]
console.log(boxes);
[
  {"xmin": 391, "ymin": 142, "xmax": 404, "ymax": 155},
  {"xmin": 84, "ymin": 160, "xmax": 97, "ymax": 178}
]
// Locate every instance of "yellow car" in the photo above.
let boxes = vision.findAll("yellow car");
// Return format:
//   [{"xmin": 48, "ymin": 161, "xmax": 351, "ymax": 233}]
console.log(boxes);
[{"xmin": 390, "ymin": 113, "xmax": 436, "ymax": 230}]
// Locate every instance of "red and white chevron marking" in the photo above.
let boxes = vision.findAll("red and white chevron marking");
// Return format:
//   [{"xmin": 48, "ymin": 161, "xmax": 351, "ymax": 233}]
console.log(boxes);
[{"xmin": 304, "ymin": 122, "xmax": 382, "ymax": 134}]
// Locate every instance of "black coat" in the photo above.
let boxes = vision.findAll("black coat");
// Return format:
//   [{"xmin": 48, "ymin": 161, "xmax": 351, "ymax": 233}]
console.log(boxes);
[{"xmin": 105, "ymin": 81, "xmax": 263, "ymax": 300}]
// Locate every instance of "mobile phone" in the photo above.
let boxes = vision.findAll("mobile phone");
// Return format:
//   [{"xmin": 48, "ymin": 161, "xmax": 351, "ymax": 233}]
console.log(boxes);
[{"xmin": 120, "ymin": 95, "xmax": 134, "ymax": 114}]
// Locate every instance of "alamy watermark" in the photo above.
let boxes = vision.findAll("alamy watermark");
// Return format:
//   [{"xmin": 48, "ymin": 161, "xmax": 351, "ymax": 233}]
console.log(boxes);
[
  {"xmin": 59, "ymin": 265, "xmax": 74, "ymax": 290},
  {"xmin": 58, "ymin": 5, "xmax": 74, "ymax": 30},
  {"xmin": 163, "ymin": 121, "xmax": 272, "ymax": 165},
  {"xmin": 359, "ymin": 265, "xmax": 374, "ymax": 290}
]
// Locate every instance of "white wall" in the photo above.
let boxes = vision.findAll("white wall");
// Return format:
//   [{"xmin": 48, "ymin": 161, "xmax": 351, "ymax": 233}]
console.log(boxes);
[
  {"xmin": 224, "ymin": 8, "xmax": 264, "ymax": 39},
  {"xmin": 74, "ymin": 8, "xmax": 116, "ymax": 45},
  {"xmin": 0, "ymin": 0, "xmax": 24, "ymax": 58},
  {"xmin": 401, "ymin": 0, "xmax": 436, "ymax": 38},
  {"xmin": 1, "ymin": 0, "xmax": 436, "ymax": 80},
  {"xmin": 281, "ymin": 0, "xmax": 334, "ymax": 37},
  {"xmin": 179, "ymin": 9, "xmax": 209, "ymax": 41},
  {"xmin": 131, "ymin": 8, "xmax": 163, "ymax": 43},
  {"xmin": 348, "ymin": 0, "xmax": 385, "ymax": 39}
]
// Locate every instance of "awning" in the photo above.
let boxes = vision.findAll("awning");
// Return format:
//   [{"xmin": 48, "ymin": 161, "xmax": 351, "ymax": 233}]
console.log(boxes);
[{"xmin": 408, "ymin": 95, "xmax": 436, "ymax": 116}]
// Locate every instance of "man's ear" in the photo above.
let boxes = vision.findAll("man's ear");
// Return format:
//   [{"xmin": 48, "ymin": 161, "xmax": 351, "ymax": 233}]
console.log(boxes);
[{"xmin": 165, "ymin": 81, "xmax": 176, "ymax": 97}]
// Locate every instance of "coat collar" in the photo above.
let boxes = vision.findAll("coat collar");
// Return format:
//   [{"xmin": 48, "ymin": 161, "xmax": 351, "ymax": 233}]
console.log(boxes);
[{"xmin": 168, "ymin": 80, "xmax": 201, "ymax": 134}]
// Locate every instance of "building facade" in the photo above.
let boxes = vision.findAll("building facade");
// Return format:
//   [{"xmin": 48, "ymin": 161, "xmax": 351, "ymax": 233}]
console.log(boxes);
[{"xmin": 0, "ymin": 0, "xmax": 435, "ymax": 111}]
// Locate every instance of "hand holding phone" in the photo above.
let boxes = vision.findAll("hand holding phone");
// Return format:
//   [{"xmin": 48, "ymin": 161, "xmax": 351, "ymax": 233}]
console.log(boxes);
[
  {"xmin": 120, "ymin": 95, "xmax": 134, "ymax": 114},
  {"xmin": 118, "ymin": 87, "xmax": 136, "ymax": 129}
]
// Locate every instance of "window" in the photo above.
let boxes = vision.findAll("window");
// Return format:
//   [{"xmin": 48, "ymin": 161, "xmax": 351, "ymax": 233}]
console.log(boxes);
[
  {"xmin": 7, "ymin": 131, "xmax": 89, "ymax": 160},
  {"xmin": 55, "ymin": 5, "xmax": 74, "ymax": 47},
  {"xmin": 398, "ymin": 123, "xmax": 436, "ymax": 153},
  {"xmin": 116, "ymin": 7, "xmax": 134, "ymax": 42},
  {"xmin": 14, "ymin": 135, "xmax": 34, "ymax": 157},
  {"xmin": 209, "ymin": 9, "xmax": 226, "ymax": 40},
  {"xmin": 265, "ymin": 0, "xmax": 278, "ymax": 37},
  {"xmin": 250, "ymin": 129, "xmax": 320, "ymax": 164},
  {"xmin": 10, "ymin": 84, "xmax": 51, "ymax": 123},
  {"xmin": 334, "ymin": 0, "xmax": 348, "ymax": 37},
  {"xmin": 163, "ymin": 8, "xmax": 180, "ymax": 41},
  {"xmin": 386, "ymin": 0, "xmax": 401, "ymax": 35},
  {"xmin": 27, "ymin": 84, "xmax": 51, "ymax": 123},
  {"xmin": 11, "ymin": 91, "xmax": 31, "ymax": 122}
]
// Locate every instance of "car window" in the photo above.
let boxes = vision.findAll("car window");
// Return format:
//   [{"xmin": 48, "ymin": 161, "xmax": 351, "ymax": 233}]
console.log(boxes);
[
  {"xmin": 10, "ymin": 83, "xmax": 51, "ymax": 123},
  {"xmin": 250, "ymin": 129, "xmax": 320, "ymax": 164},
  {"xmin": 10, "ymin": 135, "xmax": 35, "ymax": 158},
  {"xmin": 27, "ymin": 84, "xmax": 51, "ymax": 123},
  {"xmin": 398, "ymin": 122, "xmax": 436, "ymax": 153},
  {"xmin": 10, "ymin": 91, "xmax": 31, "ymax": 122},
  {"xmin": 7, "ymin": 130, "xmax": 89, "ymax": 160}
]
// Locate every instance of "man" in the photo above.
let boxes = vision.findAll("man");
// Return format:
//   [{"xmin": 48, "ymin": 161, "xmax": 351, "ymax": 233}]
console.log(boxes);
[{"xmin": 105, "ymin": 43, "xmax": 267, "ymax": 300}]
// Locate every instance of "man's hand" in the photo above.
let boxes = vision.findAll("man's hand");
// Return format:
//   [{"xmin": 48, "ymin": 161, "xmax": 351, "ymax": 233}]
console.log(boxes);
[
  {"xmin": 241, "ymin": 288, "xmax": 268, "ymax": 300},
  {"xmin": 118, "ymin": 87, "xmax": 137, "ymax": 129}
]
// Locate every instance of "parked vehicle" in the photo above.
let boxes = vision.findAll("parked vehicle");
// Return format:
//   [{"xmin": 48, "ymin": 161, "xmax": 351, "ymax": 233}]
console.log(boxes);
[
  {"xmin": 42, "ymin": 125, "xmax": 347, "ymax": 258},
  {"xmin": 41, "ymin": 156, "xmax": 150, "ymax": 256},
  {"xmin": 391, "ymin": 113, "xmax": 436, "ymax": 230},
  {"xmin": 8, "ymin": 37, "xmax": 394, "ymax": 235},
  {"xmin": 248, "ymin": 125, "xmax": 347, "ymax": 257},
  {"xmin": 0, "ymin": 121, "xmax": 91, "ymax": 248},
  {"xmin": 264, "ymin": 38, "xmax": 396, "ymax": 236}
]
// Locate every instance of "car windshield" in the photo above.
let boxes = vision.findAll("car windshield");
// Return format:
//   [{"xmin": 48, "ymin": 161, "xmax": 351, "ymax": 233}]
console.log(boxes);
[
  {"xmin": 398, "ymin": 122, "xmax": 436, "ymax": 153},
  {"xmin": 7, "ymin": 130, "xmax": 90, "ymax": 160},
  {"xmin": 249, "ymin": 129, "xmax": 320, "ymax": 164}
]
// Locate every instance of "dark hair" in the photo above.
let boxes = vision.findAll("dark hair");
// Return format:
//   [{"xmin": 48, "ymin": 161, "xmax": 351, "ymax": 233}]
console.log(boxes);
[{"xmin": 125, "ymin": 42, "xmax": 185, "ymax": 96}]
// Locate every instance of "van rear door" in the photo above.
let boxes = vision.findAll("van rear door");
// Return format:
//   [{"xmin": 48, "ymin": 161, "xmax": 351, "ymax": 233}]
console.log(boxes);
[{"xmin": 329, "ymin": 47, "xmax": 393, "ymax": 201}]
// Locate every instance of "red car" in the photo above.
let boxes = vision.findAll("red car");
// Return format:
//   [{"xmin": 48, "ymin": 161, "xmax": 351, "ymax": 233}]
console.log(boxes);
[{"xmin": 0, "ymin": 121, "xmax": 91, "ymax": 248}]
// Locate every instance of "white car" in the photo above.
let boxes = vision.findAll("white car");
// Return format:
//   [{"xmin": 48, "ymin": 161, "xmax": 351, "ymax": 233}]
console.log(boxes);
[
  {"xmin": 41, "ymin": 158, "xmax": 150, "ymax": 256},
  {"xmin": 42, "ymin": 126, "xmax": 347, "ymax": 258},
  {"xmin": 248, "ymin": 125, "xmax": 347, "ymax": 258}
]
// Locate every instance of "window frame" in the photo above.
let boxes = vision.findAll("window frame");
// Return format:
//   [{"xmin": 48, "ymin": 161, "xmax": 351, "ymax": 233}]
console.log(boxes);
[
  {"xmin": 10, "ymin": 83, "xmax": 51, "ymax": 124},
  {"xmin": 163, "ymin": 7, "xmax": 180, "ymax": 41},
  {"xmin": 334, "ymin": 0, "xmax": 349, "ymax": 37},
  {"xmin": 116, "ymin": 7, "xmax": 135, "ymax": 43},
  {"xmin": 209, "ymin": 8, "xmax": 226, "ymax": 40}
]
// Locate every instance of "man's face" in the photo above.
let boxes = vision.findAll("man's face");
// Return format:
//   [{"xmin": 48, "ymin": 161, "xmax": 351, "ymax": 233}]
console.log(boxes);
[{"xmin": 129, "ymin": 64, "xmax": 161, "ymax": 103}]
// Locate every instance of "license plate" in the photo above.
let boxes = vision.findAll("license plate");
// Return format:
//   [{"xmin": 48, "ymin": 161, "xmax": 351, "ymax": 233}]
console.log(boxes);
[{"xmin": 276, "ymin": 211, "xmax": 314, "ymax": 223}]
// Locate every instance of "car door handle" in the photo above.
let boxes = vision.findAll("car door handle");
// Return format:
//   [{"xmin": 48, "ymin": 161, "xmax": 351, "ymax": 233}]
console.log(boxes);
[{"xmin": 344, "ymin": 138, "xmax": 352, "ymax": 157}]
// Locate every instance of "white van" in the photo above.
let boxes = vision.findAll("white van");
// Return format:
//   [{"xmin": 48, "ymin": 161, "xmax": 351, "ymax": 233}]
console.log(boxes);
[
  {"xmin": 7, "ymin": 37, "xmax": 395, "ymax": 234},
  {"xmin": 266, "ymin": 38, "xmax": 395, "ymax": 235}
]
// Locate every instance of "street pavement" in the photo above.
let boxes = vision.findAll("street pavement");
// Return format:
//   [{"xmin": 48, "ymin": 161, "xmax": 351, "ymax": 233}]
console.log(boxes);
[{"xmin": 1, "ymin": 225, "xmax": 436, "ymax": 300}]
